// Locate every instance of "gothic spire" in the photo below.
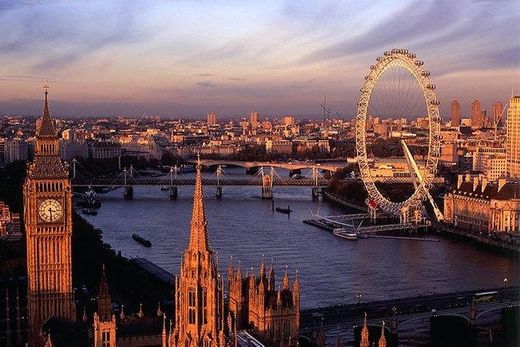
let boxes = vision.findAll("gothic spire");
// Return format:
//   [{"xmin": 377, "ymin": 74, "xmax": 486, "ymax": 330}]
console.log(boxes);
[
  {"xmin": 283, "ymin": 265, "xmax": 290, "ymax": 290},
  {"xmin": 38, "ymin": 81, "xmax": 57, "ymax": 137},
  {"xmin": 97, "ymin": 265, "xmax": 112, "ymax": 321},
  {"xmin": 360, "ymin": 312, "xmax": 369, "ymax": 347},
  {"xmin": 378, "ymin": 321, "xmax": 387, "ymax": 347},
  {"xmin": 161, "ymin": 314, "xmax": 167, "ymax": 347},
  {"xmin": 188, "ymin": 154, "xmax": 209, "ymax": 252}
]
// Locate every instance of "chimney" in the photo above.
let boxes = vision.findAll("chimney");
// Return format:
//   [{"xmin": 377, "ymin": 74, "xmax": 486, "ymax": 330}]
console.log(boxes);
[
  {"xmin": 498, "ymin": 178, "xmax": 507, "ymax": 192},
  {"xmin": 457, "ymin": 174, "xmax": 464, "ymax": 189}
]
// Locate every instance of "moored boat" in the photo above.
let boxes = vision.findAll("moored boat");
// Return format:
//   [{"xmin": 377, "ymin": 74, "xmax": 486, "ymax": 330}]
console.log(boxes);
[
  {"xmin": 132, "ymin": 233, "xmax": 152, "ymax": 247},
  {"xmin": 82, "ymin": 207, "xmax": 98, "ymax": 216},
  {"xmin": 275, "ymin": 205, "xmax": 293, "ymax": 214},
  {"xmin": 333, "ymin": 228, "xmax": 358, "ymax": 240}
]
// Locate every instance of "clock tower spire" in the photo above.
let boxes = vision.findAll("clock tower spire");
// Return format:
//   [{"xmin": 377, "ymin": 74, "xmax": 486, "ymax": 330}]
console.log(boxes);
[{"xmin": 24, "ymin": 82, "xmax": 76, "ymax": 346}]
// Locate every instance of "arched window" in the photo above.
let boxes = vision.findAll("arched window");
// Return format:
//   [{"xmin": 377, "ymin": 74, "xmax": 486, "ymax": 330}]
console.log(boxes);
[
  {"xmin": 201, "ymin": 288, "xmax": 208, "ymax": 324},
  {"xmin": 188, "ymin": 288, "xmax": 196, "ymax": 324}
]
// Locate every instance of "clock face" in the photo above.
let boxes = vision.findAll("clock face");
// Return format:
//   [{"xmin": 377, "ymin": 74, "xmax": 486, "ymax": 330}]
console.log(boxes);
[{"xmin": 38, "ymin": 199, "xmax": 63, "ymax": 223}]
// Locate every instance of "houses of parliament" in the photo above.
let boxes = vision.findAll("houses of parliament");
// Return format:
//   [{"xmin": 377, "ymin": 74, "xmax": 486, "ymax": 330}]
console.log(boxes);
[{"xmin": 10, "ymin": 84, "xmax": 301, "ymax": 346}]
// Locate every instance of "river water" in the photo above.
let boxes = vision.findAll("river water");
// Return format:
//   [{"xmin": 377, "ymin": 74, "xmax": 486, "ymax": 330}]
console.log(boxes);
[{"xmin": 81, "ymin": 168, "xmax": 518, "ymax": 312}]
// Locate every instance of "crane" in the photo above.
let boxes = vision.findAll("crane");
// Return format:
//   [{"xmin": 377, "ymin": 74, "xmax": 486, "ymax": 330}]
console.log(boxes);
[{"xmin": 320, "ymin": 96, "xmax": 331, "ymax": 121}]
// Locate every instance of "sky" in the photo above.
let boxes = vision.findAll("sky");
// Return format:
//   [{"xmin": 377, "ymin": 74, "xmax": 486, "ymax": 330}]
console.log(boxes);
[{"xmin": 0, "ymin": 0, "xmax": 518, "ymax": 118}]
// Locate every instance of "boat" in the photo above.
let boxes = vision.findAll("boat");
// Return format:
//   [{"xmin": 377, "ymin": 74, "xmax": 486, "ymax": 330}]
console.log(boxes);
[
  {"xmin": 83, "ymin": 187, "xmax": 102, "ymax": 208},
  {"xmin": 160, "ymin": 186, "xmax": 170, "ymax": 191},
  {"xmin": 275, "ymin": 205, "xmax": 293, "ymax": 214},
  {"xmin": 82, "ymin": 207, "xmax": 98, "ymax": 216},
  {"xmin": 333, "ymin": 228, "xmax": 358, "ymax": 240},
  {"xmin": 132, "ymin": 233, "xmax": 152, "ymax": 247}
]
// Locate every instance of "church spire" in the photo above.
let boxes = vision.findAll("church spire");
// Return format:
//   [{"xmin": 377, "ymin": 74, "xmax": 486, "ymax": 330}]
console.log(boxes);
[
  {"xmin": 360, "ymin": 312, "xmax": 369, "ymax": 347},
  {"xmin": 37, "ymin": 81, "xmax": 57, "ymax": 137},
  {"xmin": 97, "ymin": 265, "xmax": 112, "ymax": 321},
  {"xmin": 378, "ymin": 321, "xmax": 387, "ymax": 347},
  {"xmin": 188, "ymin": 154, "xmax": 209, "ymax": 252}
]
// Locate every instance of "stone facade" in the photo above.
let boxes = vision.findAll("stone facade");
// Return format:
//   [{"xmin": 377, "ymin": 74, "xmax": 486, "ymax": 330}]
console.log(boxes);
[
  {"xmin": 23, "ymin": 84, "xmax": 76, "ymax": 346},
  {"xmin": 444, "ymin": 175, "xmax": 520, "ymax": 233},
  {"xmin": 227, "ymin": 260, "xmax": 300, "ymax": 346}
]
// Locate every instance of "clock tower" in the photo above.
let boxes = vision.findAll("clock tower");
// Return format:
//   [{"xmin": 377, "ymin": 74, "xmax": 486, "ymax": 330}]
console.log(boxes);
[{"xmin": 24, "ymin": 82, "xmax": 76, "ymax": 345}]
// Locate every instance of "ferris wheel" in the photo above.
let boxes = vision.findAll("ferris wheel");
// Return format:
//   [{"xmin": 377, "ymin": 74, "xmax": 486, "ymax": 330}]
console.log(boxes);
[{"xmin": 355, "ymin": 49, "xmax": 442, "ymax": 220}]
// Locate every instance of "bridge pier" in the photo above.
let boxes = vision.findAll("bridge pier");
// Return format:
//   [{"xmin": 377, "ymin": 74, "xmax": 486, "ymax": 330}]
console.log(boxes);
[
  {"xmin": 216, "ymin": 165, "xmax": 223, "ymax": 199},
  {"xmin": 261, "ymin": 167, "xmax": 274, "ymax": 200},
  {"xmin": 469, "ymin": 302, "xmax": 476, "ymax": 326},
  {"xmin": 169, "ymin": 186, "xmax": 178, "ymax": 200},
  {"xmin": 312, "ymin": 187, "xmax": 321, "ymax": 201},
  {"xmin": 262, "ymin": 184, "xmax": 273, "ymax": 200},
  {"xmin": 124, "ymin": 186, "xmax": 134, "ymax": 200}
]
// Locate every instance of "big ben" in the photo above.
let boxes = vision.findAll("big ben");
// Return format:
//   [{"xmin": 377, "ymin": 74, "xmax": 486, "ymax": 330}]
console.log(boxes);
[{"xmin": 24, "ymin": 82, "xmax": 76, "ymax": 344}]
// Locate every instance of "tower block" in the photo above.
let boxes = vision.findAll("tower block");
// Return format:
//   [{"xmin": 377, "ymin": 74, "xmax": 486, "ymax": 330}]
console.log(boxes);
[{"xmin": 24, "ymin": 82, "xmax": 76, "ymax": 345}]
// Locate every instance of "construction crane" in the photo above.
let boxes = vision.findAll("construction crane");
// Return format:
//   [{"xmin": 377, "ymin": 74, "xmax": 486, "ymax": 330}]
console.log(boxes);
[
  {"xmin": 320, "ymin": 96, "xmax": 331, "ymax": 121},
  {"xmin": 493, "ymin": 101, "xmax": 509, "ymax": 141},
  {"xmin": 136, "ymin": 113, "xmax": 146, "ymax": 126}
]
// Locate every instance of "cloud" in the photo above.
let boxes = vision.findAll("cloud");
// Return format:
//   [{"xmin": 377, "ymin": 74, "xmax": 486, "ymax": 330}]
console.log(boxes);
[
  {"xmin": 0, "ymin": 1, "xmax": 153, "ymax": 71},
  {"xmin": 228, "ymin": 77, "xmax": 247, "ymax": 81},
  {"xmin": 195, "ymin": 80, "xmax": 216, "ymax": 88},
  {"xmin": 290, "ymin": 78, "xmax": 316, "ymax": 88}
]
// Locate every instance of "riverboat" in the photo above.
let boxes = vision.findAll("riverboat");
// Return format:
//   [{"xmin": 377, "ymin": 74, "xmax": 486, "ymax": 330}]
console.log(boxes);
[{"xmin": 132, "ymin": 233, "xmax": 152, "ymax": 247}]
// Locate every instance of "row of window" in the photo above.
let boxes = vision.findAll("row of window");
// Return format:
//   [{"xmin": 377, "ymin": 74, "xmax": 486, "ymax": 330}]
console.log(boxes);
[
  {"xmin": 188, "ymin": 288, "xmax": 208, "ymax": 325},
  {"xmin": 36, "ymin": 181, "xmax": 64, "ymax": 192}
]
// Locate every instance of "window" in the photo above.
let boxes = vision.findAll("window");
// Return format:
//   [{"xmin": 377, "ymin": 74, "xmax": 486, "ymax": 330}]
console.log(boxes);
[
  {"xmin": 188, "ymin": 288, "xmax": 196, "ymax": 324},
  {"xmin": 283, "ymin": 321, "xmax": 290, "ymax": 339},
  {"xmin": 102, "ymin": 331, "xmax": 110, "ymax": 347},
  {"xmin": 202, "ymin": 288, "xmax": 208, "ymax": 324}
]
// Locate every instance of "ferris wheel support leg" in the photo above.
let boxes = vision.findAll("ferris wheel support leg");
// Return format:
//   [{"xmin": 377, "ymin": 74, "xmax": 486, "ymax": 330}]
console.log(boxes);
[{"xmin": 401, "ymin": 140, "xmax": 444, "ymax": 222}]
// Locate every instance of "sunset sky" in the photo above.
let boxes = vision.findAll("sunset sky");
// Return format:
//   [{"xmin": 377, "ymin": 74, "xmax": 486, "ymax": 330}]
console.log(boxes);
[{"xmin": 0, "ymin": 0, "xmax": 518, "ymax": 118}]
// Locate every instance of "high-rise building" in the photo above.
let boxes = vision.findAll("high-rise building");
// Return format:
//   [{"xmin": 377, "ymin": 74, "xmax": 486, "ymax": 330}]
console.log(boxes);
[
  {"xmin": 507, "ymin": 95, "xmax": 520, "ymax": 178},
  {"xmin": 471, "ymin": 100, "xmax": 482, "ymax": 129},
  {"xmin": 492, "ymin": 101, "xmax": 504, "ymax": 126},
  {"xmin": 207, "ymin": 112, "xmax": 217, "ymax": 126},
  {"xmin": 450, "ymin": 100, "xmax": 461, "ymax": 127},
  {"xmin": 250, "ymin": 112, "xmax": 259, "ymax": 127},
  {"xmin": 23, "ymin": 83, "xmax": 76, "ymax": 346},
  {"xmin": 170, "ymin": 158, "xmax": 226, "ymax": 346}
]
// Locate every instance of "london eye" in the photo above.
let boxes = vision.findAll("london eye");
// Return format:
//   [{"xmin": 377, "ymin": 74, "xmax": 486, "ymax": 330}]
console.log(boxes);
[{"xmin": 355, "ymin": 49, "xmax": 442, "ymax": 221}]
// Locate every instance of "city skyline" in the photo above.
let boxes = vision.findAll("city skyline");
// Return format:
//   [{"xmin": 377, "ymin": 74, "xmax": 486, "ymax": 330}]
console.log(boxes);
[{"xmin": 1, "ymin": 0, "xmax": 519, "ymax": 117}]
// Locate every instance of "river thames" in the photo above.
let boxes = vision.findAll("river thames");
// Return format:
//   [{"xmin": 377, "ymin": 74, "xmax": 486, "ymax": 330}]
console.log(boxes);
[{"xmin": 81, "ymin": 169, "xmax": 518, "ymax": 312}]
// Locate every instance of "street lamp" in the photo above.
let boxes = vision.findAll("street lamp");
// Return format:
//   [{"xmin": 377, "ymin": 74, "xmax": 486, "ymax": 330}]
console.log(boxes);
[
  {"xmin": 356, "ymin": 293, "xmax": 362, "ymax": 304},
  {"xmin": 503, "ymin": 278, "xmax": 508, "ymax": 287}
]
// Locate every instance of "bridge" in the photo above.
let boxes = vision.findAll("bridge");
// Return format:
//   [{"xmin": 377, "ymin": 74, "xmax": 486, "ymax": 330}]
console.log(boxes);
[
  {"xmin": 70, "ymin": 161, "xmax": 329, "ymax": 200},
  {"xmin": 300, "ymin": 286, "xmax": 520, "ymax": 345},
  {"xmin": 188, "ymin": 159, "xmax": 344, "ymax": 172}
]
